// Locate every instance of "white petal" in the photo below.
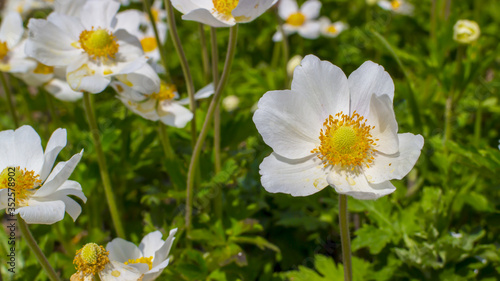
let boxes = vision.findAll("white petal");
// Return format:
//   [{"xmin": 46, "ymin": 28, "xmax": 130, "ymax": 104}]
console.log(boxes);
[
  {"xmin": 99, "ymin": 261, "xmax": 143, "ymax": 281},
  {"xmin": 115, "ymin": 10, "xmax": 143, "ymax": 34},
  {"xmin": 278, "ymin": 0, "xmax": 298, "ymax": 19},
  {"xmin": 151, "ymin": 228, "xmax": 177, "ymax": 268},
  {"xmin": 348, "ymin": 61, "xmax": 394, "ymax": 117},
  {"xmin": 378, "ymin": 1, "xmax": 392, "ymax": 11},
  {"xmin": 366, "ymin": 94, "xmax": 399, "ymax": 154},
  {"xmin": 300, "ymin": 0, "xmax": 321, "ymax": 20},
  {"xmin": 363, "ymin": 133, "xmax": 424, "ymax": 184},
  {"xmin": 139, "ymin": 231, "xmax": 164, "ymax": 258},
  {"xmin": 272, "ymin": 30, "xmax": 284, "ymax": 42},
  {"xmin": 35, "ymin": 151, "xmax": 83, "ymax": 197},
  {"xmin": 327, "ymin": 170, "xmax": 396, "ymax": 200},
  {"xmin": 54, "ymin": 0, "xmax": 86, "ymax": 17},
  {"xmin": 297, "ymin": 21, "xmax": 321, "ymax": 39},
  {"xmin": 39, "ymin": 128, "xmax": 67, "ymax": 181},
  {"xmin": 116, "ymin": 62, "xmax": 160, "ymax": 95},
  {"xmin": 3, "ymin": 126, "xmax": 45, "ymax": 174},
  {"xmin": 178, "ymin": 83, "xmax": 214, "ymax": 105},
  {"xmin": 46, "ymin": 13, "xmax": 85, "ymax": 40},
  {"xmin": 260, "ymin": 153, "xmax": 329, "ymax": 196},
  {"xmin": 159, "ymin": 102, "xmax": 193, "ymax": 128},
  {"xmin": 66, "ymin": 62, "xmax": 111, "ymax": 93},
  {"xmin": 16, "ymin": 200, "xmax": 66, "ymax": 224},
  {"xmin": 0, "ymin": 12, "xmax": 24, "ymax": 48},
  {"xmin": 81, "ymin": 0, "xmax": 120, "ymax": 30},
  {"xmin": 107, "ymin": 238, "xmax": 142, "ymax": 262},
  {"xmin": 182, "ymin": 8, "xmax": 233, "ymax": 27},
  {"xmin": 253, "ymin": 89, "xmax": 320, "ymax": 159},
  {"xmin": 44, "ymin": 78, "xmax": 84, "ymax": 102},
  {"xmin": 232, "ymin": 0, "xmax": 278, "ymax": 23},
  {"xmin": 171, "ymin": 0, "xmax": 207, "ymax": 14},
  {"xmin": 143, "ymin": 259, "xmax": 169, "ymax": 281},
  {"xmin": 114, "ymin": 29, "xmax": 144, "ymax": 60}
]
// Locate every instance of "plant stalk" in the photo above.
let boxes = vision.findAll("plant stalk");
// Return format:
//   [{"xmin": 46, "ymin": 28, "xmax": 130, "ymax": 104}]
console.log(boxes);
[
  {"xmin": 1, "ymin": 73, "xmax": 19, "ymax": 127},
  {"xmin": 339, "ymin": 195, "xmax": 353, "ymax": 281}
]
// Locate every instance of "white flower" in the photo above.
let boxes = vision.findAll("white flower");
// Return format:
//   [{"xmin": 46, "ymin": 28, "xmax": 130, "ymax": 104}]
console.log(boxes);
[
  {"xmin": 253, "ymin": 55, "xmax": 424, "ymax": 200},
  {"xmin": 112, "ymin": 81, "xmax": 214, "ymax": 128},
  {"xmin": 25, "ymin": 0, "xmax": 160, "ymax": 94},
  {"xmin": 453, "ymin": 19, "xmax": 480, "ymax": 44},
  {"xmin": 222, "ymin": 95, "xmax": 240, "ymax": 112},
  {"xmin": 2, "ymin": 0, "xmax": 53, "ymax": 19},
  {"xmin": 71, "ymin": 243, "xmax": 143, "ymax": 281},
  {"xmin": 171, "ymin": 0, "xmax": 278, "ymax": 27},
  {"xmin": 273, "ymin": 0, "xmax": 322, "ymax": 42},
  {"xmin": 107, "ymin": 229, "xmax": 177, "ymax": 281},
  {"xmin": 287, "ymin": 55, "xmax": 302, "ymax": 78},
  {"xmin": 319, "ymin": 17, "xmax": 348, "ymax": 38},
  {"xmin": 0, "ymin": 126, "xmax": 86, "ymax": 224},
  {"xmin": 378, "ymin": 0, "xmax": 414, "ymax": 15},
  {"xmin": 0, "ymin": 12, "xmax": 36, "ymax": 73}
]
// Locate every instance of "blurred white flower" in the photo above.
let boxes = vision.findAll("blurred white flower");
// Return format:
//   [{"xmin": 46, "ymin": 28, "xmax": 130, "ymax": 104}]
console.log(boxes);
[
  {"xmin": 112, "ymin": 81, "xmax": 214, "ymax": 128},
  {"xmin": 0, "ymin": 12, "xmax": 36, "ymax": 73},
  {"xmin": 25, "ymin": 0, "xmax": 160, "ymax": 94},
  {"xmin": 171, "ymin": 0, "xmax": 278, "ymax": 27},
  {"xmin": 286, "ymin": 54, "xmax": 302, "ymax": 78},
  {"xmin": 319, "ymin": 17, "xmax": 348, "ymax": 38},
  {"xmin": 273, "ymin": 0, "xmax": 322, "ymax": 42},
  {"xmin": 253, "ymin": 55, "xmax": 424, "ymax": 200},
  {"xmin": 107, "ymin": 229, "xmax": 177, "ymax": 281},
  {"xmin": 2, "ymin": 0, "xmax": 53, "ymax": 19},
  {"xmin": 453, "ymin": 19, "xmax": 480, "ymax": 44},
  {"xmin": 378, "ymin": 0, "xmax": 414, "ymax": 15},
  {"xmin": 71, "ymin": 243, "xmax": 143, "ymax": 281},
  {"xmin": 222, "ymin": 95, "xmax": 240, "ymax": 112},
  {"xmin": 0, "ymin": 126, "xmax": 86, "ymax": 224}
]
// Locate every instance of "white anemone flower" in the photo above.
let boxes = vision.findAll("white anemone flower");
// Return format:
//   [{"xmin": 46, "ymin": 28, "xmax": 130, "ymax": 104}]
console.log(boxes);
[
  {"xmin": 378, "ymin": 0, "xmax": 414, "ymax": 15},
  {"xmin": 319, "ymin": 17, "xmax": 348, "ymax": 38},
  {"xmin": 0, "ymin": 12, "xmax": 36, "ymax": 73},
  {"xmin": 171, "ymin": 0, "xmax": 278, "ymax": 28},
  {"xmin": 253, "ymin": 55, "xmax": 424, "ymax": 200},
  {"xmin": 106, "ymin": 229, "xmax": 177, "ymax": 281},
  {"xmin": 453, "ymin": 19, "xmax": 480, "ymax": 44},
  {"xmin": 273, "ymin": 0, "xmax": 322, "ymax": 42},
  {"xmin": 112, "ymin": 81, "xmax": 214, "ymax": 128},
  {"xmin": 71, "ymin": 243, "xmax": 143, "ymax": 281},
  {"xmin": 25, "ymin": 0, "xmax": 160, "ymax": 94},
  {"xmin": 0, "ymin": 126, "xmax": 86, "ymax": 224}
]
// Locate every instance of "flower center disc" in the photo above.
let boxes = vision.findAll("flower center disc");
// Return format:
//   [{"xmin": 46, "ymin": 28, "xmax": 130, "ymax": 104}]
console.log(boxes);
[
  {"xmin": 0, "ymin": 41, "xmax": 9, "ymax": 60},
  {"xmin": 391, "ymin": 0, "xmax": 401, "ymax": 9},
  {"xmin": 33, "ymin": 63, "xmax": 54, "ymax": 75},
  {"xmin": 79, "ymin": 28, "xmax": 119, "ymax": 60},
  {"xmin": 212, "ymin": 0, "xmax": 239, "ymax": 18},
  {"xmin": 326, "ymin": 25, "xmax": 337, "ymax": 34},
  {"xmin": 286, "ymin": 12, "xmax": 306, "ymax": 27},
  {"xmin": 74, "ymin": 243, "xmax": 110, "ymax": 276},
  {"xmin": 0, "ymin": 167, "xmax": 40, "ymax": 207},
  {"xmin": 148, "ymin": 83, "xmax": 176, "ymax": 101},
  {"xmin": 124, "ymin": 256, "xmax": 154, "ymax": 270},
  {"xmin": 312, "ymin": 111, "xmax": 377, "ymax": 170},
  {"xmin": 140, "ymin": 37, "xmax": 158, "ymax": 53}
]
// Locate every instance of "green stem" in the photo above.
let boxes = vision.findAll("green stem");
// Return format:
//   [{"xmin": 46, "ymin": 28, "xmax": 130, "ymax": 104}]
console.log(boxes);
[
  {"xmin": 338, "ymin": 195, "xmax": 352, "ymax": 281},
  {"xmin": 17, "ymin": 215, "xmax": 61, "ymax": 281},
  {"xmin": 211, "ymin": 27, "xmax": 222, "ymax": 220},
  {"xmin": 444, "ymin": 45, "xmax": 465, "ymax": 143},
  {"xmin": 186, "ymin": 25, "xmax": 238, "ymax": 234},
  {"xmin": 199, "ymin": 23, "xmax": 211, "ymax": 83},
  {"xmin": 43, "ymin": 89, "xmax": 59, "ymax": 128},
  {"xmin": 158, "ymin": 122, "xmax": 175, "ymax": 161},
  {"xmin": 275, "ymin": 12, "xmax": 290, "ymax": 88},
  {"xmin": 473, "ymin": 100, "xmax": 482, "ymax": 147},
  {"xmin": 83, "ymin": 93, "xmax": 125, "ymax": 238},
  {"xmin": 165, "ymin": 0, "xmax": 197, "ymax": 145},
  {"xmin": 1, "ymin": 73, "xmax": 19, "ymax": 127}
]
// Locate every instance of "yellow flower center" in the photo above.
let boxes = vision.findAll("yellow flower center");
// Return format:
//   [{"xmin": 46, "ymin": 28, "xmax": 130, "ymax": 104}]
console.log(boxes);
[
  {"xmin": 0, "ymin": 41, "xmax": 9, "ymax": 60},
  {"xmin": 0, "ymin": 167, "xmax": 41, "ymax": 207},
  {"xmin": 311, "ymin": 111, "xmax": 377, "ymax": 170},
  {"xmin": 151, "ymin": 8, "xmax": 160, "ymax": 22},
  {"xmin": 212, "ymin": 0, "xmax": 239, "ymax": 17},
  {"xmin": 78, "ymin": 28, "xmax": 119, "ymax": 60},
  {"xmin": 124, "ymin": 256, "xmax": 154, "ymax": 270},
  {"xmin": 326, "ymin": 25, "xmax": 337, "ymax": 34},
  {"xmin": 391, "ymin": 0, "xmax": 401, "ymax": 9},
  {"xmin": 73, "ymin": 243, "xmax": 110, "ymax": 278},
  {"xmin": 148, "ymin": 83, "xmax": 176, "ymax": 101},
  {"xmin": 286, "ymin": 12, "xmax": 306, "ymax": 27},
  {"xmin": 33, "ymin": 63, "xmax": 54, "ymax": 75},
  {"xmin": 140, "ymin": 37, "xmax": 158, "ymax": 53}
]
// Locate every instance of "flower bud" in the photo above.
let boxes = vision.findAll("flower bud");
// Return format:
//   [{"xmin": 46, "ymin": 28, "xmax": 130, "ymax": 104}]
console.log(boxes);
[{"xmin": 453, "ymin": 19, "xmax": 480, "ymax": 44}]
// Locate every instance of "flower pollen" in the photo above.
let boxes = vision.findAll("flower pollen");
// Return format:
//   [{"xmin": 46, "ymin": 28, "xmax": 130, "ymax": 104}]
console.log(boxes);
[
  {"xmin": 0, "ymin": 41, "xmax": 9, "ymax": 60},
  {"xmin": 33, "ymin": 63, "xmax": 54, "ymax": 75},
  {"xmin": 79, "ymin": 27, "xmax": 119, "ymax": 60},
  {"xmin": 140, "ymin": 37, "xmax": 158, "ymax": 53},
  {"xmin": 311, "ymin": 111, "xmax": 378, "ymax": 170},
  {"xmin": 124, "ymin": 256, "xmax": 154, "ymax": 270},
  {"xmin": 391, "ymin": 0, "xmax": 401, "ymax": 9},
  {"xmin": 73, "ymin": 243, "xmax": 109, "ymax": 279},
  {"xmin": 286, "ymin": 12, "xmax": 306, "ymax": 27},
  {"xmin": 212, "ymin": 0, "xmax": 239, "ymax": 19},
  {"xmin": 0, "ymin": 167, "xmax": 40, "ymax": 207},
  {"xmin": 148, "ymin": 83, "xmax": 176, "ymax": 101},
  {"xmin": 326, "ymin": 25, "xmax": 337, "ymax": 34}
]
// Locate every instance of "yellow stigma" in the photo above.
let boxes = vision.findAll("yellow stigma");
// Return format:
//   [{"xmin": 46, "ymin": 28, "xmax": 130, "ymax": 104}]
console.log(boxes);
[
  {"xmin": 0, "ymin": 41, "xmax": 9, "ymax": 60},
  {"xmin": 391, "ymin": 0, "xmax": 401, "ymax": 9},
  {"xmin": 148, "ymin": 83, "xmax": 177, "ymax": 101},
  {"xmin": 124, "ymin": 256, "xmax": 154, "ymax": 270},
  {"xmin": 212, "ymin": 0, "xmax": 239, "ymax": 18},
  {"xmin": 140, "ymin": 37, "xmax": 158, "ymax": 53},
  {"xmin": 73, "ymin": 243, "xmax": 109, "ymax": 277},
  {"xmin": 79, "ymin": 28, "xmax": 119, "ymax": 60},
  {"xmin": 0, "ymin": 167, "xmax": 40, "ymax": 207},
  {"xmin": 33, "ymin": 63, "xmax": 54, "ymax": 75},
  {"xmin": 286, "ymin": 12, "xmax": 306, "ymax": 27},
  {"xmin": 311, "ymin": 111, "xmax": 378, "ymax": 170},
  {"xmin": 326, "ymin": 25, "xmax": 337, "ymax": 34}
]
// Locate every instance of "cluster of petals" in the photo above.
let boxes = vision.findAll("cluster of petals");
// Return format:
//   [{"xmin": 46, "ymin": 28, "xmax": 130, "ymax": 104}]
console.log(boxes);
[
  {"xmin": 253, "ymin": 55, "xmax": 424, "ymax": 200},
  {"xmin": 25, "ymin": 0, "xmax": 160, "ymax": 94},
  {"xmin": 171, "ymin": 0, "xmax": 278, "ymax": 27},
  {"xmin": 0, "ymin": 126, "xmax": 86, "ymax": 224}
]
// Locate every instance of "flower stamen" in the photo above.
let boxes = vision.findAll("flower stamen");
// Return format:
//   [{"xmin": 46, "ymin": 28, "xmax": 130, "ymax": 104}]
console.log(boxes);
[
  {"xmin": 124, "ymin": 256, "xmax": 154, "ymax": 270},
  {"xmin": 140, "ymin": 37, "xmax": 158, "ymax": 53},
  {"xmin": 212, "ymin": 0, "xmax": 239, "ymax": 19},
  {"xmin": 0, "ymin": 41, "xmax": 9, "ymax": 60},
  {"xmin": 0, "ymin": 167, "xmax": 41, "ymax": 207},
  {"xmin": 78, "ymin": 27, "xmax": 119, "ymax": 60},
  {"xmin": 73, "ymin": 243, "xmax": 110, "ymax": 279},
  {"xmin": 391, "ymin": 0, "xmax": 401, "ymax": 9},
  {"xmin": 33, "ymin": 63, "xmax": 54, "ymax": 75},
  {"xmin": 148, "ymin": 83, "xmax": 176, "ymax": 102},
  {"xmin": 286, "ymin": 12, "xmax": 306, "ymax": 27}
]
